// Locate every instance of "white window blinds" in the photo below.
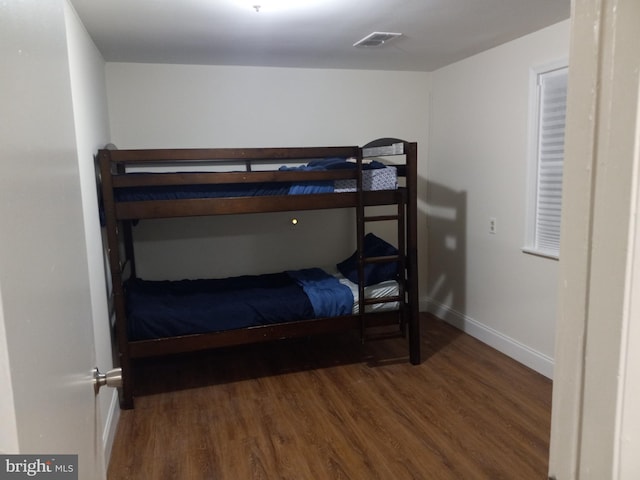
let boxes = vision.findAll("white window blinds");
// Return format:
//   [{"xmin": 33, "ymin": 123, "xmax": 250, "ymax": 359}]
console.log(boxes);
[{"xmin": 532, "ymin": 67, "xmax": 568, "ymax": 257}]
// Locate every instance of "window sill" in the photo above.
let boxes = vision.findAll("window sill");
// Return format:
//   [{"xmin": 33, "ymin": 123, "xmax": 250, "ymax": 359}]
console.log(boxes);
[{"xmin": 522, "ymin": 247, "xmax": 559, "ymax": 260}]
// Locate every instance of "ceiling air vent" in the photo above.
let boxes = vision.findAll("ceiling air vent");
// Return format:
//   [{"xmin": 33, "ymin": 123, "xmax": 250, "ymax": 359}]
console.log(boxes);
[{"xmin": 353, "ymin": 32, "xmax": 402, "ymax": 48}]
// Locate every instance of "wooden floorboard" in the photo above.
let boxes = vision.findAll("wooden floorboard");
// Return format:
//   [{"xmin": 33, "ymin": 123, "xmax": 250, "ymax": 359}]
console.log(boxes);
[{"xmin": 107, "ymin": 313, "xmax": 552, "ymax": 479}]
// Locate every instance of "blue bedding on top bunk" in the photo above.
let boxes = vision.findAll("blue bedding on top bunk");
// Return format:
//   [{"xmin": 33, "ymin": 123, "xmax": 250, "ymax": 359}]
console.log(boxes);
[
  {"xmin": 126, "ymin": 268, "xmax": 353, "ymax": 341},
  {"xmin": 115, "ymin": 158, "xmax": 387, "ymax": 202},
  {"xmin": 116, "ymin": 181, "xmax": 293, "ymax": 202}
]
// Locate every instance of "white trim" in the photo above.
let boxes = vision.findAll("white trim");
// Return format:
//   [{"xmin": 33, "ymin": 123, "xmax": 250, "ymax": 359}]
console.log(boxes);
[
  {"xmin": 425, "ymin": 299, "xmax": 554, "ymax": 379},
  {"xmin": 102, "ymin": 389, "xmax": 120, "ymax": 466}
]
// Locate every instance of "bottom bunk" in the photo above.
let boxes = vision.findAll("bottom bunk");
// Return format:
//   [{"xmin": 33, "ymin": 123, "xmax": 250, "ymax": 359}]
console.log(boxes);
[
  {"xmin": 127, "ymin": 282, "xmax": 404, "ymax": 363},
  {"xmin": 115, "ymin": 233, "xmax": 417, "ymax": 407},
  {"xmin": 126, "ymin": 268, "xmax": 400, "ymax": 342}
]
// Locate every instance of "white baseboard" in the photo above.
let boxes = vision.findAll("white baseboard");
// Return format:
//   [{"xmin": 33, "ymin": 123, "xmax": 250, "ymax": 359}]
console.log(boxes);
[
  {"xmin": 423, "ymin": 298, "xmax": 554, "ymax": 379},
  {"xmin": 102, "ymin": 389, "xmax": 120, "ymax": 466}
]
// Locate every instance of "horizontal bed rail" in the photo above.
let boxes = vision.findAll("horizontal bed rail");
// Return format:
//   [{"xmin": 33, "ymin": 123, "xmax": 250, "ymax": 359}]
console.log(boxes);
[
  {"xmin": 128, "ymin": 311, "xmax": 402, "ymax": 359},
  {"xmin": 115, "ymin": 190, "xmax": 407, "ymax": 219},
  {"xmin": 102, "ymin": 146, "xmax": 362, "ymax": 164}
]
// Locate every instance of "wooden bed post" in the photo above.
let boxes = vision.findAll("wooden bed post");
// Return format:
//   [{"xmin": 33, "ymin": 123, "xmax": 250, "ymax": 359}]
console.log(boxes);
[
  {"xmin": 406, "ymin": 142, "xmax": 421, "ymax": 364},
  {"xmin": 99, "ymin": 149, "xmax": 134, "ymax": 409},
  {"xmin": 355, "ymin": 148, "xmax": 366, "ymax": 341}
]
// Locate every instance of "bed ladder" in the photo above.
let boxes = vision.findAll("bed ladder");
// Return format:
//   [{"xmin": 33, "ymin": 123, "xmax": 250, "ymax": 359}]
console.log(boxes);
[{"xmin": 355, "ymin": 154, "xmax": 407, "ymax": 343}]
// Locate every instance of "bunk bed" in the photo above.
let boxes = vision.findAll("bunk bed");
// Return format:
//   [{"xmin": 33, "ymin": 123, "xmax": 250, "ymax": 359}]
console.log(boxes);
[{"xmin": 98, "ymin": 140, "xmax": 420, "ymax": 408}]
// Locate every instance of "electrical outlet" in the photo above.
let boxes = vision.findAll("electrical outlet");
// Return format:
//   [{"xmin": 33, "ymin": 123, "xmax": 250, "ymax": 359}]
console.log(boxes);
[{"xmin": 489, "ymin": 217, "xmax": 497, "ymax": 234}]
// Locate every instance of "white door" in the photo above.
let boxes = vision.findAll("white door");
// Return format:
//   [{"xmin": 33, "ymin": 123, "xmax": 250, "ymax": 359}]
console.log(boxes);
[{"xmin": 0, "ymin": 0, "xmax": 103, "ymax": 478}]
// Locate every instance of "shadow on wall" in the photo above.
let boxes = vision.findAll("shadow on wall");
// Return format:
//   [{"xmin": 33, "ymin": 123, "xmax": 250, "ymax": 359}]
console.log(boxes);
[{"xmin": 424, "ymin": 180, "xmax": 467, "ymax": 324}]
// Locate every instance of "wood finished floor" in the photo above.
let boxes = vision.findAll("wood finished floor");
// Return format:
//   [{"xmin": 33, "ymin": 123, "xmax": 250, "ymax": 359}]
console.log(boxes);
[{"xmin": 108, "ymin": 314, "xmax": 552, "ymax": 480}]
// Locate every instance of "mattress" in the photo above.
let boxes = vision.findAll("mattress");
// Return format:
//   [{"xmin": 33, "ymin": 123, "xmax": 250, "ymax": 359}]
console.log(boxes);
[
  {"xmin": 114, "ymin": 159, "xmax": 397, "ymax": 202},
  {"xmin": 125, "ymin": 267, "xmax": 399, "ymax": 341},
  {"xmin": 126, "ymin": 268, "xmax": 353, "ymax": 341}
]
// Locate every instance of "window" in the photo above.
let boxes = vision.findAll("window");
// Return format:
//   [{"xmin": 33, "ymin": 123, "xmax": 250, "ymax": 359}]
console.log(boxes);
[{"xmin": 525, "ymin": 64, "xmax": 568, "ymax": 259}]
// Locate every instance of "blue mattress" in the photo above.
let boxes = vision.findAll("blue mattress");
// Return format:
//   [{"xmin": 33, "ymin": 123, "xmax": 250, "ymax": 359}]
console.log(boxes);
[{"xmin": 126, "ymin": 268, "xmax": 354, "ymax": 341}]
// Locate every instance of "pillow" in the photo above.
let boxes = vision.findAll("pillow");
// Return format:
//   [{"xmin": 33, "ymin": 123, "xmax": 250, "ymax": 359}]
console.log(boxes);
[{"xmin": 337, "ymin": 233, "xmax": 398, "ymax": 286}]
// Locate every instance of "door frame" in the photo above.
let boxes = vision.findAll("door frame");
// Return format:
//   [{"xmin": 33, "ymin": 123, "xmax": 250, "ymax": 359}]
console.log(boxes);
[{"xmin": 549, "ymin": 0, "xmax": 640, "ymax": 478}]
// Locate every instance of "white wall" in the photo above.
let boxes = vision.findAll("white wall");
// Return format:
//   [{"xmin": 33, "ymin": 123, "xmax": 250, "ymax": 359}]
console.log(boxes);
[
  {"xmin": 427, "ymin": 20, "xmax": 571, "ymax": 377},
  {"xmin": 64, "ymin": 0, "xmax": 116, "ymax": 463},
  {"xmin": 105, "ymin": 64, "xmax": 430, "ymax": 286}
]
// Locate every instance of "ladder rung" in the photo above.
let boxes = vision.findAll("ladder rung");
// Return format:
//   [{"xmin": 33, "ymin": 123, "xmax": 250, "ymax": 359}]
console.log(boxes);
[
  {"xmin": 364, "ymin": 214, "xmax": 399, "ymax": 222},
  {"xmin": 363, "ymin": 254, "xmax": 399, "ymax": 264},
  {"xmin": 363, "ymin": 296, "xmax": 401, "ymax": 305}
]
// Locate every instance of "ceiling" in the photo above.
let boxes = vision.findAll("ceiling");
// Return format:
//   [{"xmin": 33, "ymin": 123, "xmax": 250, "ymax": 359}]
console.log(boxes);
[{"xmin": 70, "ymin": 0, "xmax": 570, "ymax": 72}]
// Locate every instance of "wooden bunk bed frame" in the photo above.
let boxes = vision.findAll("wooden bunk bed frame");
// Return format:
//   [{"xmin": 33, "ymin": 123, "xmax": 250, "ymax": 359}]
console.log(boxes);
[{"xmin": 98, "ymin": 141, "xmax": 420, "ymax": 408}]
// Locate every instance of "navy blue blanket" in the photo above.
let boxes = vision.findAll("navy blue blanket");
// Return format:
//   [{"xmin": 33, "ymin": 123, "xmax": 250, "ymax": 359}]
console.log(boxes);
[
  {"xmin": 287, "ymin": 268, "xmax": 353, "ymax": 318},
  {"xmin": 126, "ymin": 268, "xmax": 353, "ymax": 341},
  {"xmin": 115, "ymin": 181, "xmax": 292, "ymax": 202}
]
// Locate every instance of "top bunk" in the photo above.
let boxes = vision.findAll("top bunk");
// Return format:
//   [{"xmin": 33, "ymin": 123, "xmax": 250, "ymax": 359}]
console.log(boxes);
[{"xmin": 98, "ymin": 141, "xmax": 417, "ymax": 220}]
